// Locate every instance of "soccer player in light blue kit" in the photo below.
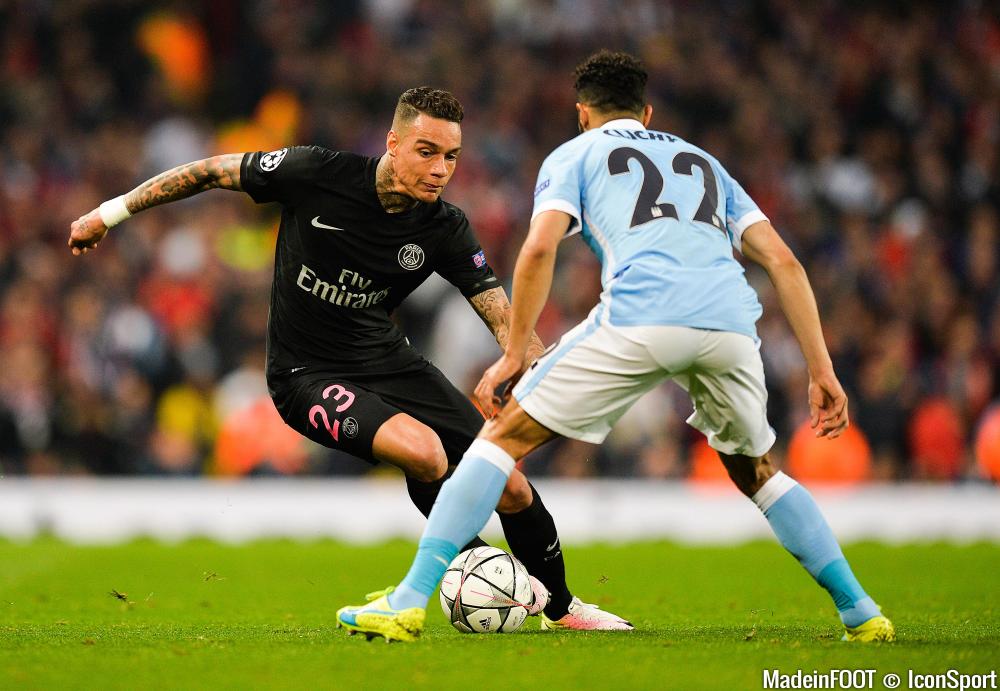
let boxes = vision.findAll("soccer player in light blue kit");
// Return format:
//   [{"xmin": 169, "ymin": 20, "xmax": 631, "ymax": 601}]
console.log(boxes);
[{"xmin": 338, "ymin": 50, "xmax": 895, "ymax": 643}]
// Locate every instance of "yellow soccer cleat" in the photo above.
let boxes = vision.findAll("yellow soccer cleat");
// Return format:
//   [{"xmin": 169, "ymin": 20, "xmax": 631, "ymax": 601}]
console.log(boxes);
[
  {"xmin": 336, "ymin": 587, "xmax": 426, "ymax": 643},
  {"xmin": 842, "ymin": 615, "xmax": 896, "ymax": 642}
]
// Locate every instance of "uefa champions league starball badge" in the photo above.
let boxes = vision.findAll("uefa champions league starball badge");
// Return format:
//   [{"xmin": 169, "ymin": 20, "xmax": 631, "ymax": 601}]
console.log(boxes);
[{"xmin": 260, "ymin": 148, "xmax": 288, "ymax": 171}]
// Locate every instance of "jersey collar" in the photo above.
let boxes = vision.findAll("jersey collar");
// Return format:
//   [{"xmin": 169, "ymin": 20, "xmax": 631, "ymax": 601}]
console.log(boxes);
[{"xmin": 599, "ymin": 118, "xmax": 645, "ymax": 131}]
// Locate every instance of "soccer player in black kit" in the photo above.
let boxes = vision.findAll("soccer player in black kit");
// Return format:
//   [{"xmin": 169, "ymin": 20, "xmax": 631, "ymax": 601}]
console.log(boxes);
[{"xmin": 68, "ymin": 87, "xmax": 630, "ymax": 631}]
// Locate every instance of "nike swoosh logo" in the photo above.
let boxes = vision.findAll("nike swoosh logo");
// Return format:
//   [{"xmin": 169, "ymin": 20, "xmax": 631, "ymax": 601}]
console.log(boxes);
[
  {"xmin": 546, "ymin": 539, "xmax": 559, "ymax": 551},
  {"xmin": 311, "ymin": 216, "xmax": 344, "ymax": 231}
]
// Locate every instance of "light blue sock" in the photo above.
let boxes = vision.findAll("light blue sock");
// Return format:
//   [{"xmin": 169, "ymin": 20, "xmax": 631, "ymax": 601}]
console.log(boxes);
[
  {"xmin": 753, "ymin": 472, "xmax": 881, "ymax": 627},
  {"xmin": 388, "ymin": 440, "xmax": 516, "ymax": 610}
]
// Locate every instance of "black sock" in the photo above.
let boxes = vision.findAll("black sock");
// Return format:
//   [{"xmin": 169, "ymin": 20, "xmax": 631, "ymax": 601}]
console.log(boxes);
[
  {"xmin": 498, "ymin": 482, "xmax": 572, "ymax": 619},
  {"xmin": 404, "ymin": 473, "xmax": 488, "ymax": 552}
]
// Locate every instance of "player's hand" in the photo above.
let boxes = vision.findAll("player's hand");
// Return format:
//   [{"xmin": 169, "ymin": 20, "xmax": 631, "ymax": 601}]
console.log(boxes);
[
  {"xmin": 475, "ymin": 352, "xmax": 523, "ymax": 418},
  {"xmin": 68, "ymin": 209, "xmax": 108, "ymax": 256},
  {"xmin": 523, "ymin": 342, "xmax": 546, "ymax": 373},
  {"xmin": 808, "ymin": 369, "xmax": 849, "ymax": 439}
]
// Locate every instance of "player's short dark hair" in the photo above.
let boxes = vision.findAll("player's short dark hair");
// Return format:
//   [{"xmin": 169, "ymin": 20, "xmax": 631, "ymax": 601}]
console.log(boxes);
[
  {"xmin": 573, "ymin": 50, "xmax": 648, "ymax": 116},
  {"xmin": 394, "ymin": 87, "xmax": 464, "ymax": 125}
]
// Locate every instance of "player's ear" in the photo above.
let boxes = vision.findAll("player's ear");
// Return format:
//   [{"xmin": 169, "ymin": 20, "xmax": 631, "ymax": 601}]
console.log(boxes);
[
  {"xmin": 386, "ymin": 129, "xmax": 399, "ymax": 157},
  {"xmin": 641, "ymin": 104, "xmax": 653, "ymax": 127},
  {"xmin": 576, "ymin": 103, "xmax": 589, "ymax": 132}
]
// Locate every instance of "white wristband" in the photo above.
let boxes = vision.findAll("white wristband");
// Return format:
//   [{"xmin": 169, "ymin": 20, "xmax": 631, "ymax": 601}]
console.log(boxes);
[{"xmin": 98, "ymin": 195, "xmax": 132, "ymax": 228}]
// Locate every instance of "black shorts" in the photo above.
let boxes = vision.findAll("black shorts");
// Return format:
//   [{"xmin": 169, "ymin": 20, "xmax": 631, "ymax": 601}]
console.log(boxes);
[{"xmin": 268, "ymin": 356, "xmax": 485, "ymax": 466}]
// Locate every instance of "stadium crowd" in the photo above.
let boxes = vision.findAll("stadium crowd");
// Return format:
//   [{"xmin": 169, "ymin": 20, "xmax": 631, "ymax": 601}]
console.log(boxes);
[{"xmin": 1, "ymin": 0, "xmax": 999, "ymax": 483}]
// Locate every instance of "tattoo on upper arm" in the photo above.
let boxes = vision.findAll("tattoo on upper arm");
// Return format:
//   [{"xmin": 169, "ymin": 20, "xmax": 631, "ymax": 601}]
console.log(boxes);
[{"xmin": 124, "ymin": 153, "xmax": 244, "ymax": 213}]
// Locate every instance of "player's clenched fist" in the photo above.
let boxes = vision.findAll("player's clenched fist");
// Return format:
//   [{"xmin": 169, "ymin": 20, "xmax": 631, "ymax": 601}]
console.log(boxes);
[{"xmin": 68, "ymin": 209, "xmax": 108, "ymax": 256}]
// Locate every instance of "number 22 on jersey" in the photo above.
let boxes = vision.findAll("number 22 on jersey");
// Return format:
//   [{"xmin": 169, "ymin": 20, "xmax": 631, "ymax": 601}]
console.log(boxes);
[{"xmin": 608, "ymin": 147, "xmax": 725, "ymax": 232}]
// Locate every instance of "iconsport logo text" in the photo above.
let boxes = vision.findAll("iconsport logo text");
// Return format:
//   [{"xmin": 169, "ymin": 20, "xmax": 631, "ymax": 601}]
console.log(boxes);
[
  {"xmin": 763, "ymin": 669, "xmax": 998, "ymax": 691},
  {"xmin": 908, "ymin": 670, "xmax": 997, "ymax": 691}
]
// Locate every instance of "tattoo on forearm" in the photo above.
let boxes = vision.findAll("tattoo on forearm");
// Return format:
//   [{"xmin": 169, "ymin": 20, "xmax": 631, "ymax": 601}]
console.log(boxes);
[
  {"xmin": 470, "ymin": 287, "xmax": 508, "ymax": 342},
  {"xmin": 123, "ymin": 154, "xmax": 243, "ymax": 214},
  {"xmin": 525, "ymin": 332, "xmax": 546, "ymax": 362},
  {"xmin": 469, "ymin": 287, "xmax": 544, "ymax": 358}
]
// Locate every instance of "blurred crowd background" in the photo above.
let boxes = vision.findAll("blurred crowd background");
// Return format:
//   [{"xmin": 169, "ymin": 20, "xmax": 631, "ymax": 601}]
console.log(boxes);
[{"xmin": 2, "ymin": 0, "xmax": 999, "ymax": 483}]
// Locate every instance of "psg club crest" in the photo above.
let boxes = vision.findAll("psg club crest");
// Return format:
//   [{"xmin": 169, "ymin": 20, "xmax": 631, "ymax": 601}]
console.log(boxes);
[
  {"xmin": 342, "ymin": 417, "xmax": 358, "ymax": 439},
  {"xmin": 260, "ymin": 148, "xmax": 288, "ymax": 171},
  {"xmin": 398, "ymin": 243, "xmax": 425, "ymax": 270}
]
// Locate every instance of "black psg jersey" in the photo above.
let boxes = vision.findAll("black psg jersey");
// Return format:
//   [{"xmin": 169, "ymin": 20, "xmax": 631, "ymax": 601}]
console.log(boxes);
[{"xmin": 241, "ymin": 146, "xmax": 498, "ymax": 375}]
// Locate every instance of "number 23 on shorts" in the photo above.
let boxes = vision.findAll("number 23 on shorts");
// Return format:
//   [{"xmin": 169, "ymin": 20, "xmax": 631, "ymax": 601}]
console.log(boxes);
[{"xmin": 308, "ymin": 384, "xmax": 356, "ymax": 442}]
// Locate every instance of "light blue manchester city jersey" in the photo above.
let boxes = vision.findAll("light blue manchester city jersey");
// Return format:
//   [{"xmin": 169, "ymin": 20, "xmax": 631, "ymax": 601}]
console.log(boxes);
[{"xmin": 532, "ymin": 118, "xmax": 767, "ymax": 339}]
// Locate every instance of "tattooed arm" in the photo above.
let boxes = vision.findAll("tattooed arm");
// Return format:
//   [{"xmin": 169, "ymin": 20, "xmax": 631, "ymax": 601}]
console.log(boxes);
[
  {"xmin": 468, "ymin": 286, "xmax": 545, "ymax": 414},
  {"xmin": 468, "ymin": 286, "xmax": 546, "ymax": 368},
  {"xmin": 68, "ymin": 154, "xmax": 244, "ymax": 256}
]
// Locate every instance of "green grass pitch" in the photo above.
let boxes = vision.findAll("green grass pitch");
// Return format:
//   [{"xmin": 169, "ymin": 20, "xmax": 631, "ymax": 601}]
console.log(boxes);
[{"xmin": 1, "ymin": 539, "xmax": 997, "ymax": 690}]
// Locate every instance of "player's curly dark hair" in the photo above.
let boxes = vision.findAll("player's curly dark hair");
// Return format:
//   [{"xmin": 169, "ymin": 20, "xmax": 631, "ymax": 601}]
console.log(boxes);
[
  {"xmin": 395, "ymin": 86, "xmax": 464, "ymax": 125},
  {"xmin": 573, "ymin": 50, "xmax": 648, "ymax": 115}
]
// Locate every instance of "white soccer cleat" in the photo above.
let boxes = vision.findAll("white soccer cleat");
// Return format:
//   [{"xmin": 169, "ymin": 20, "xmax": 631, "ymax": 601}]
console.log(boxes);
[
  {"xmin": 526, "ymin": 575, "xmax": 551, "ymax": 616},
  {"xmin": 540, "ymin": 596, "xmax": 633, "ymax": 631}
]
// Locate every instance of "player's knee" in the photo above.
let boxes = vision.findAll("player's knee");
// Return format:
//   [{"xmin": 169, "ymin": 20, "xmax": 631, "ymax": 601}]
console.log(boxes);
[
  {"xmin": 478, "ymin": 417, "xmax": 504, "ymax": 445},
  {"xmin": 477, "ymin": 404, "xmax": 550, "ymax": 460},
  {"xmin": 406, "ymin": 433, "xmax": 449, "ymax": 482},
  {"xmin": 752, "ymin": 458, "xmax": 778, "ymax": 492},
  {"xmin": 496, "ymin": 470, "xmax": 532, "ymax": 513},
  {"xmin": 374, "ymin": 416, "xmax": 449, "ymax": 481},
  {"xmin": 719, "ymin": 451, "xmax": 776, "ymax": 497}
]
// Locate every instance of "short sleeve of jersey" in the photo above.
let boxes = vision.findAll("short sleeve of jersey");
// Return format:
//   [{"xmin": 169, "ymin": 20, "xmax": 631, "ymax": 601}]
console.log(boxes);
[
  {"xmin": 435, "ymin": 211, "xmax": 499, "ymax": 298},
  {"xmin": 531, "ymin": 143, "xmax": 583, "ymax": 236},
  {"xmin": 717, "ymin": 162, "xmax": 768, "ymax": 253},
  {"xmin": 240, "ymin": 146, "xmax": 339, "ymax": 205}
]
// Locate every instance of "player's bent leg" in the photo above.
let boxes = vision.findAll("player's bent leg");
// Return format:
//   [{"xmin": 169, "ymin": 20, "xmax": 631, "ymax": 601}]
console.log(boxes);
[
  {"xmin": 338, "ymin": 399, "xmax": 627, "ymax": 639},
  {"xmin": 717, "ymin": 451, "xmax": 777, "ymax": 497},
  {"xmin": 338, "ymin": 417, "xmax": 513, "ymax": 643},
  {"xmin": 377, "ymin": 410, "xmax": 547, "ymax": 568},
  {"xmin": 361, "ymin": 458, "xmax": 517, "ymax": 630},
  {"xmin": 377, "ymin": 415, "xmax": 498, "ymax": 554},
  {"xmin": 372, "ymin": 413, "xmax": 448, "ymax": 482},
  {"xmin": 495, "ymin": 470, "xmax": 554, "ymax": 616},
  {"xmin": 405, "ymin": 473, "xmax": 496, "ymax": 553},
  {"xmin": 681, "ymin": 335, "xmax": 891, "ymax": 641},
  {"xmin": 478, "ymin": 399, "xmax": 556, "ymax": 459},
  {"xmin": 345, "ymin": 436, "xmax": 514, "ymax": 633},
  {"xmin": 496, "ymin": 468, "xmax": 532, "ymax": 513},
  {"xmin": 347, "ymin": 399, "xmax": 551, "ymax": 629},
  {"xmin": 484, "ymin": 403, "xmax": 633, "ymax": 631},
  {"xmin": 723, "ymin": 452, "xmax": 894, "ymax": 642}
]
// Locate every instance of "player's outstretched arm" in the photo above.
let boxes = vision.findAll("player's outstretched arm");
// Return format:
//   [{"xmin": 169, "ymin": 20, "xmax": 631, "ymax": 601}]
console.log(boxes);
[
  {"xmin": 474, "ymin": 210, "xmax": 569, "ymax": 416},
  {"xmin": 68, "ymin": 154, "xmax": 244, "ymax": 256},
  {"xmin": 740, "ymin": 220, "xmax": 848, "ymax": 439},
  {"xmin": 467, "ymin": 287, "xmax": 546, "ymax": 368}
]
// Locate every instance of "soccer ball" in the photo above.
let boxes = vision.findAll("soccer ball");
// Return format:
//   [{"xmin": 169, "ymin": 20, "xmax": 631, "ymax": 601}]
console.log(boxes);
[{"xmin": 439, "ymin": 546, "xmax": 533, "ymax": 633}]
